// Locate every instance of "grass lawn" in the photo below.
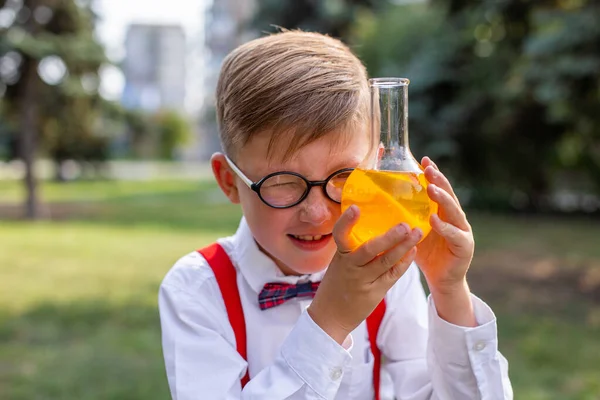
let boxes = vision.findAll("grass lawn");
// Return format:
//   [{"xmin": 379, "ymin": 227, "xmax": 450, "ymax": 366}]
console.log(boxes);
[{"xmin": 1, "ymin": 179, "xmax": 599, "ymax": 399}]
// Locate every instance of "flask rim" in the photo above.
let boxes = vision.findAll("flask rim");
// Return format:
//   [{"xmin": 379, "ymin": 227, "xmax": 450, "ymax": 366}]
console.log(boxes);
[{"xmin": 369, "ymin": 77, "xmax": 410, "ymax": 88}]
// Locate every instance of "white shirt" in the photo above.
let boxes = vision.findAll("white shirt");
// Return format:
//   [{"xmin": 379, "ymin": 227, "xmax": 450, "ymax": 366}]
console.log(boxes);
[{"xmin": 159, "ymin": 218, "xmax": 513, "ymax": 400}]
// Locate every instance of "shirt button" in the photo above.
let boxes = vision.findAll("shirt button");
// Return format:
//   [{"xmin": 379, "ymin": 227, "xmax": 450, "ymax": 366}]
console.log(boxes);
[
  {"xmin": 329, "ymin": 367, "xmax": 343, "ymax": 381},
  {"xmin": 473, "ymin": 341, "xmax": 486, "ymax": 352}
]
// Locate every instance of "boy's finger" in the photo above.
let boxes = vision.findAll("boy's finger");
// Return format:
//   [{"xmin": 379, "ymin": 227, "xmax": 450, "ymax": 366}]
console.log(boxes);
[
  {"xmin": 333, "ymin": 205, "xmax": 361, "ymax": 254},
  {"xmin": 430, "ymin": 214, "xmax": 474, "ymax": 257},
  {"xmin": 366, "ymin": 228, "xmax": 421, "ymax": 279},
  {"xmin": 381, "ymin": 247, "xmax": 417, "ymax": 286},
  {"xmin": 428, "ymin": 184, "xmax": 470, "ymax": 232},
  {"xmin": 351, "ymin": 222, "xmax": 411, "ymax": 266},
  {"xmin": 424, "ymin": 165, "xmax": 460, "ymax": 204},
  {"xmin": 421, "ymin": 156, "xmax": 439, "ymax": 170}
]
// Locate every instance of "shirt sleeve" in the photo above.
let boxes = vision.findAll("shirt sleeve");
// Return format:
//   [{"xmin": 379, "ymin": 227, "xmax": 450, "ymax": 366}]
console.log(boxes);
[
  {"xmin": 379, "ymin": 264, "xmax": 513, "ymax": 400},
  {"xmin": 158, "ymin": 260, "xmax": 354, "ymax": 400}
]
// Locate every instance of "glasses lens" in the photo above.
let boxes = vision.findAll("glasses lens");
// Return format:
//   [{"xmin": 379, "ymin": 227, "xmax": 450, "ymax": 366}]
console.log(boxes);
[
  {"xmin": 326, "ymin": 170, "xmax": 353, "ymax": 203},
  {"xmin": 260, "ymin": 174, "xmax": 308, "ymax": 207}
]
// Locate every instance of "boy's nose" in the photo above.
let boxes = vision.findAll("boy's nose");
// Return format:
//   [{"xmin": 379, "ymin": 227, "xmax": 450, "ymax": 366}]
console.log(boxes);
[{"xmin": 298, "ymin": 187, "xmax": 332, "ymax": 225}]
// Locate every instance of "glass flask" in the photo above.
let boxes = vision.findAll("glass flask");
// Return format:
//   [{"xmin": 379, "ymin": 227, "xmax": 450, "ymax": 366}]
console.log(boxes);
[{"xmin": 341, "ymin": 78, "xmax": 438, "ymax": 245}]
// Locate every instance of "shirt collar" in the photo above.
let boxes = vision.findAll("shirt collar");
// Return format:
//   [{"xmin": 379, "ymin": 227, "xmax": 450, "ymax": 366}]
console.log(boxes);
[{"xmin": 231, "ymin": 217, "xmax": 327, "ymax": 294}]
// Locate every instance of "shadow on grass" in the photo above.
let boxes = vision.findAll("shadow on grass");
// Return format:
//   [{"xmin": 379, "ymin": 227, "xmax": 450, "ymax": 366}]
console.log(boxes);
[
  {"xmin": 492, "ymin": 308, "xmax": 600, "ymax": 400},
  {"xmin": 1, "ymin": 281, "xmax": 599, "ymax": 399},
  {"xmin": 0, "ymin": 299, "xmax": 170, "ymax": 400},
  {"xmin": 468, "ymin": 263, "xmax": 600, "ymax": 400},
  {"xmin": 2, "ymin": 181, "xmax": 600, "ymax": 398}
]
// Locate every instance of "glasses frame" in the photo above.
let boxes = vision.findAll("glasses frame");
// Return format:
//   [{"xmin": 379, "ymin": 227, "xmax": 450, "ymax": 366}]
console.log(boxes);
[{"xmin": 224, "ymin": 154, "xmax": 354, "ymax": 209}]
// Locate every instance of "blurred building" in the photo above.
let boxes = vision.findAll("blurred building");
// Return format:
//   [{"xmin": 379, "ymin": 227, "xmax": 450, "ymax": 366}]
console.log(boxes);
[
  {"xmin": 198, "ymin": 0, "xmax": 257, "ymax": 160},
  {"xmin": 122, "ymin": 24, "xmax": 186, "ymax": 111}
]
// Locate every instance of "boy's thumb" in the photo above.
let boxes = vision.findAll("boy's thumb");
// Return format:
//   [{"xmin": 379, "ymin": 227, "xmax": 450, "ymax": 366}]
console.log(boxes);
[{"xmin": 333, "ymin": 205, "xmax": 360, "ymax": 254}]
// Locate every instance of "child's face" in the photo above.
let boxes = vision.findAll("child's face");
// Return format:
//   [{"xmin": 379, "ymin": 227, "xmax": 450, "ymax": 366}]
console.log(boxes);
[{"xmin": 232, "ymin": 128, "xmax": 369, "ymax": 276}]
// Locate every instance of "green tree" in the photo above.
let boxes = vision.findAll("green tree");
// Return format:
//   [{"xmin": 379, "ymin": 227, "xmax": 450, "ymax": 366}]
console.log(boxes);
[
  {"xmin": 253, "ymin": 0, "xmax": 386, "ymax": 40},
  {"xmin": 0, "ymin": 0, "xmax": 107, "ymax": 218},
  {"xmin": 521, "ymin": 3, "xmax": 600, "ymax": 192},
  {"xmin": 355, "ymin": 0, "xmax": 600, "ymax": 212},
  {"xmin": 155, "ymin": 110, "xmax": 191, "ymax": 160}
]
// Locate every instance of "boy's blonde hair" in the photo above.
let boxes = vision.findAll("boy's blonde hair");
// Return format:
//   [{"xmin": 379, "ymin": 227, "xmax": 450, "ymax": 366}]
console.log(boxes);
[{"xmin": 216, "ymin": 30, "xmax": 369, "ymax": 161}]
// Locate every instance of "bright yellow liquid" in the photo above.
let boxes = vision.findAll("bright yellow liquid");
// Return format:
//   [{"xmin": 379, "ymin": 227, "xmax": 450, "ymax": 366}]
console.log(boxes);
[{"xmin": 341, "ymin": 168, "xmax": 438, "ymax": 245}]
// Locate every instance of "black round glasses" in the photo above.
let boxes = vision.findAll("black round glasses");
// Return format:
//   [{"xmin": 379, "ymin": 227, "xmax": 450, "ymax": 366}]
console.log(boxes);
[{"xmin": 224, "ymin": 155, "xmax": 354, "ymax": 209}]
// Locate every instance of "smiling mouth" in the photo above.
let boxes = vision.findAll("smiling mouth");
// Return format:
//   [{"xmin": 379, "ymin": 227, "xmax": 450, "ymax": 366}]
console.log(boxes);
[{"xmin": 288, "ymin": 234, "xmax": 332, "ymax": 241}]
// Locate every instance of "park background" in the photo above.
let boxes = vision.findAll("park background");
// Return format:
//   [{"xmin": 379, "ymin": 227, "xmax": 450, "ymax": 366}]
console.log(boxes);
[{"xmin": 1, "ymin": 0, "xmax": 599, "ymax": 399}]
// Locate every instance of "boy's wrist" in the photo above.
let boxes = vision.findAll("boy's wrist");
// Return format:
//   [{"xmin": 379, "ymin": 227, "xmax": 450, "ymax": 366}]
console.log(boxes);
[
  {"xmin": 430, "ymin": 279, "xmax": 477, "ymax": 328},
  {"xmin": 430, "ymin": 276, "xmax": 469, "ymax": 297},
  {"xmin": 307, "ymin": 303, "xmax": 351, "ymax": 345}
]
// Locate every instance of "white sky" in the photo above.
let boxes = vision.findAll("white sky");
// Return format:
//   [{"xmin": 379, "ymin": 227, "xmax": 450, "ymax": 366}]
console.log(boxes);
[{"xmin": 94, "ymin": 0, "xmax": 208, "ymax": 112}]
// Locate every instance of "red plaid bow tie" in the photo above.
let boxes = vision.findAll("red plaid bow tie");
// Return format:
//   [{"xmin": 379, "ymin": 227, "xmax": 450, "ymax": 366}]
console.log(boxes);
[{"xmin": 258, "ymin": 281, "xmax": 320, "ymax": 310}]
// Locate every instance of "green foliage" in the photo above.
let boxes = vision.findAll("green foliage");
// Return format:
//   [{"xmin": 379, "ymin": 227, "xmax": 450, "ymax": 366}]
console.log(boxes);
[
  {"xmin": 0, "ymin": 0, "xmax": 112, "ymax": 176},
  {"xmin": 115, "ymin": 109, "xmax": 191, "ymax": 160},
  {"xmin": 155, "ymin": 110, "xmax": 192, "ymax": 160},
  {"xmin": 253, "ymin": 0, "xmax": 386, "ymax": 39},
  {"xmin": 121, "ymin": 109, "xmax": 156, "ymax": 159},
  {"xmin": 522, "ymin": 6, "xmax": 600, "ymax": 186},
  {"xmin": 352, "ymin": 0, "xmax": 600, "ymax": 211}
]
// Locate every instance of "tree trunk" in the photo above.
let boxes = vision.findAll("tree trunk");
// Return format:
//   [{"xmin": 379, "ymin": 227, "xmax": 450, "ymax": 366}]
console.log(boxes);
[{"xmin": 20, "ymin": 59, "xmax": 40, "ymax": 219}]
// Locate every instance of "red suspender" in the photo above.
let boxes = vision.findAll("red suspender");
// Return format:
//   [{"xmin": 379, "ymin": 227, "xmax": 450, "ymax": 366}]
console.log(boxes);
[
  {"xmin": 366, "ymin": 300, "xmax": 386, "ymax": 400},
  {"xmin": 199, "ymin": 243, "xmax": 385, "ymax": 399},
  {"xmin": 198, "ymin": 243, "xmax": 250, "ymax": 388}
]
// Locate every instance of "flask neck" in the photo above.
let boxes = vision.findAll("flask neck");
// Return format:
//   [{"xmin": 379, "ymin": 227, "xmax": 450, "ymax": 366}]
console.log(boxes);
[
  {"xmin": 372, "ymin": 79, "xmax": 413, "ymax": 169},
  {"xmin": 381, "ymin": 124, "xmax": 410, "ymax": 157}
]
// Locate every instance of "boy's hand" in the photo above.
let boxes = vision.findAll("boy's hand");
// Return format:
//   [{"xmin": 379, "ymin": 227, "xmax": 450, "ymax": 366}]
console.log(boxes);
[
  {"xmin": 307, "ymin": 205, "xmax": 422, "ymax": 344},
  {"xmin": 417, "ymin": 156, "xmax": 477, "ymax": 327}
]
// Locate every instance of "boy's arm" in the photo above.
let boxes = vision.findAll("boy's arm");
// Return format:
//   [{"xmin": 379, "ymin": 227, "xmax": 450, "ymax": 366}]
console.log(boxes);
[
  {"xmin": 158, "ymin": 260, "xmax": 354, "ymax": 400},
  {"xmin": 379, "ymin": 264, "xmax": 513, "ymax": 399}
]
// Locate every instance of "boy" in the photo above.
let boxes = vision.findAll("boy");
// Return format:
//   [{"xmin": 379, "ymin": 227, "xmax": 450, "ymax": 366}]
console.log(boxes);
[{"xmin": 159, "ymin": 31, "xmax": 512, "ymax": 399}]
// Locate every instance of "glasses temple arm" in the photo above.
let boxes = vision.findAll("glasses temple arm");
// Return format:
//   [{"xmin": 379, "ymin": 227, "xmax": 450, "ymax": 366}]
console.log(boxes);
[{"xmin": 224, "ymin": 154, "xmax": 254, "ymax": 188}]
